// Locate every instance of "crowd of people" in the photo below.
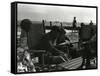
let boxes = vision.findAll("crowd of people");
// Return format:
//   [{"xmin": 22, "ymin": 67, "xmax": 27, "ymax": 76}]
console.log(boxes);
[{"xmin": 17, "ymin": 18, "xmax": 97, "ymax": 72}]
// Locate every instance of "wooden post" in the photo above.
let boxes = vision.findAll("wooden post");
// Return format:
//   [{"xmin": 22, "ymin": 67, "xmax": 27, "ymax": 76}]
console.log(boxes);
[
  {"xmin": 42, "ymin": 20, "xmax": 45, "ymax": 33},
  {"xmin": 42, "ymin": 20, "xmax": 45, "ymax": 26}
]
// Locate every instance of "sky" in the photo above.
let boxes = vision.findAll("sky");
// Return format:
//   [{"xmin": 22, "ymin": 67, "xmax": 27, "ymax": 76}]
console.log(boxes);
[{"xmin": 18, "ymin": 3, "xmax": 96, "ymax": 23}]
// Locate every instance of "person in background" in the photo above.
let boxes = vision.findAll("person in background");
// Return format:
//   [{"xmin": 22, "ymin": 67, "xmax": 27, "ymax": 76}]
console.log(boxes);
[
  {"xmin": 73, "ymin": 17, "xmax": 77, "ymax": 28},
  {"xmin": 79, "ymin": 22, "xmax": 96, "ymax": 69}
]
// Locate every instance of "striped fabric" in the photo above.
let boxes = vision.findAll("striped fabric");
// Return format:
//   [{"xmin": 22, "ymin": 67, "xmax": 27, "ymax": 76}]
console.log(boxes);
[{"xmin": 58, "ymin": 57, "xmax": 83, "ymax": 70}]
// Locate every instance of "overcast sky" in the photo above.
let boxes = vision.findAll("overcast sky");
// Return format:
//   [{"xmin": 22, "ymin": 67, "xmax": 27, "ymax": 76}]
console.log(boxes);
[{"xmin": 18, "ymin": 4, "xmax": 96, "ymax": 23}]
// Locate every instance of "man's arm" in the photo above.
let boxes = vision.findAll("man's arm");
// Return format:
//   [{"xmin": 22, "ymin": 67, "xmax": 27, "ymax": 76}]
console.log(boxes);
[{"xmin": 49, "ymin": 40, "xmax": 65, "ymax": 55}]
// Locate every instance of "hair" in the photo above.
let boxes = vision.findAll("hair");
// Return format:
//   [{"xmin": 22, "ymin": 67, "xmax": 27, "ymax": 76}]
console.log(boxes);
[
  {"xmin": 20, "ymin": 19, "xmax": 32, "ymax": 32},
  {"xmin": 51, "ymin": 26, "xmax": 60, "ymax": 32},
  {"xmin": 80, "ymin": 23, "xmax": 85, "ymax": 27},
  {"xmin": 46, "ymin": 26, "xmax": 66, "ymax": 41},
  {"xmin": 51, "ymin": 26, "xmax": 66, "ymax": 34}
]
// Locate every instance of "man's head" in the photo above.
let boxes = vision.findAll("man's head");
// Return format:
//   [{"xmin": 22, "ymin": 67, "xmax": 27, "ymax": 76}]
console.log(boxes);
[
  {"xmin": 80, "ymin": 23, "xmax": 85, "ymax": 27},
  {"xmin": 74, "ymin": 17, "xmax": 76, "ymax": 20},
  {"xmin": 89, "ymin": 20, "xmax": 93, "ymax": 26},
  {"xmin": 51, "ymin": 26, "xmax": 60, "ymax": 32},
  {"xmin": 51, "ymin": 26, "xmax": 66, "ymax": 34},
  {"xmin": 20, "ymin": 19, "xmax": 32, "ymax": 32}
]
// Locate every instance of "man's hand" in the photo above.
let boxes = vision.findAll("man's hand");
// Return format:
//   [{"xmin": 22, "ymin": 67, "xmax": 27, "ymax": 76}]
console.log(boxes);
[
  {"xmin": 59, "ymin": 52, "xmax": 69, "ymax": 61},
  {"xmin": 59, "ymin": 52, "xmax": 68, "ymax": 58}
]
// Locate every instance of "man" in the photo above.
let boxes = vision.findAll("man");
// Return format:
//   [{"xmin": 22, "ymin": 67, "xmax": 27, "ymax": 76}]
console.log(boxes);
[
  {"xmin": 19, "ymin": 19, "xmax": 36, "ymax": 72},
  {"xmin": 36, "ymin": 26, "xmax": 70, "ymax": 64},
  {"xmin": 73, "ymin": 17, "xmax": 77, "ymax": 28},
  {"xmin": 79, "ymin": 22, "xmax": 96, "ymax": 69}
]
